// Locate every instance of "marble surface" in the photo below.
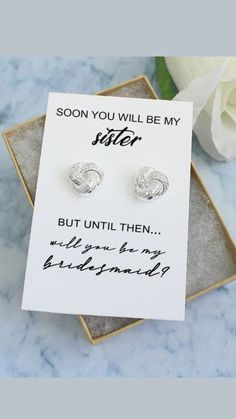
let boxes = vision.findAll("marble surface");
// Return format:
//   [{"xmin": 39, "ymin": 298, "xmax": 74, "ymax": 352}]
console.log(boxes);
[{"xmin": 0, "ymin": 57, "xmax": 235, "ymax": 377}]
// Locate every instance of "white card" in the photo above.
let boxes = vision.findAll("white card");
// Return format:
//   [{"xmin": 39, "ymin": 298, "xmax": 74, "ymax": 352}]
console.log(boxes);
[{"xmin": 22, "ymin": 93, "xmax": 193, "ymax": 320}]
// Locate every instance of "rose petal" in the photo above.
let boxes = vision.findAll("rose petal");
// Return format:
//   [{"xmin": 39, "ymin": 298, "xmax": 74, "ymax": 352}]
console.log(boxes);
[
  {"xmin": 211, "ymin": 83, "xmax": 236, "ymax": 159},
  {"xmin": 166, "ymin": 57, "xmax": 227, "ymax": 90},
  {"xmin": 165, "ymin": 57, "xmax": 236, "ymax": 160},
  {"xmin": 194, "ymin": 109, "xmax": 225, "ymax": 161},
  {"xmin": 174, "ymin": 59, "xmax": 229, "ymax": 125}
]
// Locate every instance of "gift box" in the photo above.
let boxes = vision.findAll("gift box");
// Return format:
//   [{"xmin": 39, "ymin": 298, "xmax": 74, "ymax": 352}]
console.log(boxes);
[{"xmin": 3, "ymin": 75, "xmax": 236, "ymax": 344}]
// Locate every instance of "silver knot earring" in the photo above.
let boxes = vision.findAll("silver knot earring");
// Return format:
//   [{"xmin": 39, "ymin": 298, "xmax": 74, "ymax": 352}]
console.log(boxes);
[
  {"xmin": 68, "ymin": 162, "xmax": 104, "ymax": 195},
  {"xmin": 135, "ymin": 167, "xmax": 169, "ymax": 201}
]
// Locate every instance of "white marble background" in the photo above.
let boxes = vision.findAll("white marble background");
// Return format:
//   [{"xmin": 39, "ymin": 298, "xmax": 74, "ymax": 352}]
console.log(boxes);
[{"xmin": 0, "ymin": 57, "xmax": 235, "ymax": 377}]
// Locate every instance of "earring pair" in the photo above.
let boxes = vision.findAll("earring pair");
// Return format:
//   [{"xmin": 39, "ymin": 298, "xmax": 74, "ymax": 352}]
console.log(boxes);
[{"xmin": 68, "ymin": 162, "xmax": 169, "ymax": 201}]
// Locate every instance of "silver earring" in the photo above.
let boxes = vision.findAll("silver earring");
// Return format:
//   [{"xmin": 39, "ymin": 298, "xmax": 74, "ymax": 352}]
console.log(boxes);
[
  {"xmin": 135, "ymin": 167, "xmax": 169, "ymax": 201},
  {"xmin": 68, "ymin": 162, "xmax": 104, "ymax": 195}
]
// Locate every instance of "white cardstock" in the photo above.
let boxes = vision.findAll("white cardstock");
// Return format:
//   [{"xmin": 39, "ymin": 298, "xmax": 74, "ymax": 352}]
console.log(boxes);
[{"xmin": 22, "ymin": 93, "xmax": 193, "ymax": 320}]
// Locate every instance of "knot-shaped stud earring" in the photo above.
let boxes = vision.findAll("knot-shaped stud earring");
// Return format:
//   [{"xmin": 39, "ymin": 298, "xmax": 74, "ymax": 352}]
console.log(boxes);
[
  {"xmin": 135, "ymin": 167, "xmax": 169, "ymax": 201},
  {"xmin": 68, "ymin": 162, "xmax": 104, "ymax": 195}
]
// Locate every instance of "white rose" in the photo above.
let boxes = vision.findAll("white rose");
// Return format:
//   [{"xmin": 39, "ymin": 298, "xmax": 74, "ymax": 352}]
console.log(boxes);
[{"xmin": 165, "ymin": 57, "xmax": 236, "ymax": 160}]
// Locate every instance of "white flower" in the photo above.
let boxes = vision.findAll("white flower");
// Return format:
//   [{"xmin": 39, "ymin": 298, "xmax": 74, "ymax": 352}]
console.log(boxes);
[{"xmin": 165, "ymin": 57, "xmax": 236, "ymax": 160}]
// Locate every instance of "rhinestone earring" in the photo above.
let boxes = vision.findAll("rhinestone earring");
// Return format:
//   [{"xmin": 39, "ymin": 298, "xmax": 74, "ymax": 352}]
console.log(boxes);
[
  {"xmin": 135, "ymin": 167, "xmax": 169, "ymax": 201},
  {"xmin": 68, "ymin": 162, "xmax": 104, "ymax": 195}
]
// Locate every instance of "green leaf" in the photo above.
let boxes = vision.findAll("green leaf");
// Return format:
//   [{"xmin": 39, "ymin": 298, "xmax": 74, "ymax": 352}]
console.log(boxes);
[{"xmin": 155, "ymin": 57, "xmax": 178, "ymax": 100}]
